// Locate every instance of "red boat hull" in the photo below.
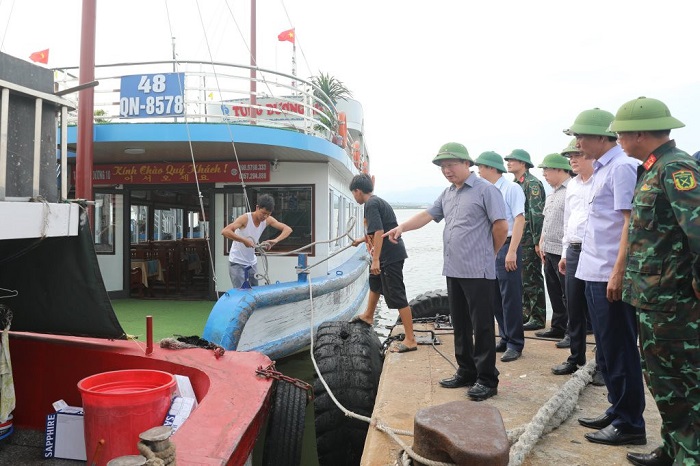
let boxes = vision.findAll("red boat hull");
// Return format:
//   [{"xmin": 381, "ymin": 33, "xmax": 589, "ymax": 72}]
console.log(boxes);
[{"xmin": 9, "ymin": 332, "xmax": 274, "ymax": 465}]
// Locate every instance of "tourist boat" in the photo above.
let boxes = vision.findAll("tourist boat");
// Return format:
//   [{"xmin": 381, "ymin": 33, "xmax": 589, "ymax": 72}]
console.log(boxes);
[
  {"xmin": 48, "ymin": 40, "xmax": 370, "ymax": 362},
  {"xmin": 0, "ymin": 50, "xmax": 282, "ymax": 465}
]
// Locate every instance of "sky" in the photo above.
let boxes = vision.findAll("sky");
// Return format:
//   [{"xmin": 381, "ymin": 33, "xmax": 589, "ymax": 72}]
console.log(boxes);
[{"xmin": 2, "ymin": 0, "xmax": 700, "ymax": 196}]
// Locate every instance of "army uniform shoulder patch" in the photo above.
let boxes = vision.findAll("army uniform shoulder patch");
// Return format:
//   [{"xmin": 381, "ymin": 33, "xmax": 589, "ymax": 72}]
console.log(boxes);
[
  {"xmin": 672, "ymin": 170, "xmax": 697, "ymax": 191},
  {"xmin": 640, "ymin": 184, "xmax": 652, "ymax": 191},
  {"xmin": 530, "ymin": 185, "xmax": 540, "ymax": 196}
]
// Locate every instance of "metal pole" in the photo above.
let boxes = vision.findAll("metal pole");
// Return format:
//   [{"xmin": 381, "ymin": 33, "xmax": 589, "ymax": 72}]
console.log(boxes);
[
  {"xmin": 292, "ymin": 42, "xmax": 297, "ymax": 92},
  {"xmin": 250, "ymin": 0, "xmax": 257, "ymax": 123},
  {"xmin": 76, "ymin": 0, "xmax": 96, "ymax": 213}
]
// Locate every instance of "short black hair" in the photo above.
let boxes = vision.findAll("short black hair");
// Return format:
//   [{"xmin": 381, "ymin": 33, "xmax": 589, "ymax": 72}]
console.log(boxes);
[
  {"xmin": 349, "ymin": 174, "xmax": 373, "ymax": 194},
  {"xmin": 256, "ymin": 194, "xmax": 274, "ymax": 211}
]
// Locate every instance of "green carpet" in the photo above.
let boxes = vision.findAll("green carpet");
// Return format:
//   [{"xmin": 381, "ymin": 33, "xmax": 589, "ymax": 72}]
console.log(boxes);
[{"xmin": 111, "ymin": 299, "xmax": 214, "ymax": 342}]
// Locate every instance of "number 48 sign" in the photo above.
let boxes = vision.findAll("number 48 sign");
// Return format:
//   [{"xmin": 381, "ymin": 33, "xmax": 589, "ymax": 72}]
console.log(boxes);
[{"xmin": 119, "ymin": 73, "xmax": 185, "ymax": 118}]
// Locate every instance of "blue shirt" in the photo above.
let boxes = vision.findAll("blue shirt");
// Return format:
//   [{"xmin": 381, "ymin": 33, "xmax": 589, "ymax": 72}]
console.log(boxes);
[
  {"xmin": 494, "ymin": 176, "xmax": 525, "ymax": 236},
  {"xmin": 576, "ymin": 145, "xmax": 639, "ymax": 282},
  {"xmin": 427, "ymin": 173, "xmax": 506, "ymax": 279}
]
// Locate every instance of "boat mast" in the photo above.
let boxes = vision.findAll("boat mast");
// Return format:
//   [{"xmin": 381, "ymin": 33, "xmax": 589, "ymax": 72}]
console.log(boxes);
[
  {"xmin": 250, "ymin": 0, "xmax": 256, "ymax": 123},
  {"xmin": 76, "ymin": 0, "xmax": 96, "ymax": 211}
]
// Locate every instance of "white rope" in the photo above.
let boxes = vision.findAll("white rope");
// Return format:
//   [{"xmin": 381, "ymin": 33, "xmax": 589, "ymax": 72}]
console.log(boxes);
[
  {"xmin": 507, "ymin": 359, "xmax": 596, "ymax": 465},
  {"xmin": 307, "ymin": 262, "xmax": 456, "ymax": 466}
]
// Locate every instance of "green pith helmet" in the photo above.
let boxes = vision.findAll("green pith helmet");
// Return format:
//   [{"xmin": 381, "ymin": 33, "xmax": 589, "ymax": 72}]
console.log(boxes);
[
  {"xmin": 564, "ymin": 108, "xmax": 616, "ymax": 137},
  {"xmin": 561, "ymin": 138, "xmax": 579, "ymax": 157},
  {"xmin": 538, "ymin": 153, "xmax": 571, "ymax": 170},
  {"xmin": 504, "ymin": 149, "xmax": 534, "ymax": 169},
  {"xmin": 432, "ymin": 142, "xmax": 474, "ymax": 166},
  {"xmin": 608, "ymin": 96, "xmax": 685, "ymax": 132},
  {"xmin": 475, "ymin": 151, "xmax": 506, "ymax": 172}
]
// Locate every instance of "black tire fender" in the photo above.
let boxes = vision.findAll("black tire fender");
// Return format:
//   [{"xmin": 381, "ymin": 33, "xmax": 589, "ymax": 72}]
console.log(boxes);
[
  {"xmin": 313, "ymin": 321, "xmax": 383, "ymax": 466},
  {"xmin": 262, "ymin": 380, "xmax": 307, "ymax": 466},
  {"xmin": 407, "ymin": 289, "xmax": 450, "ymax": 321}
]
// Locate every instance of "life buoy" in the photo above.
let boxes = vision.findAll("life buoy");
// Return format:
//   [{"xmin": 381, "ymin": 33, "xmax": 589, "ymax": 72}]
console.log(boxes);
[
  {"xmin": 352, "ymin": 141, "xmax": 361, "ymax": 169},
  {"xmin": 361, "ymin": 160, "xmax": 369, "ymax": 175},
  {"xmin": 337, "ymin": 112, "xmax": 347, "ymax": 148}
]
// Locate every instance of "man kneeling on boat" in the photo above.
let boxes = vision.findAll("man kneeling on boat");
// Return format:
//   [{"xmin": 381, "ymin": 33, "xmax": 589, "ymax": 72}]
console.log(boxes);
[{"xmin": 221, "ymin": 194, "xmax": 292, "ymax": 288}]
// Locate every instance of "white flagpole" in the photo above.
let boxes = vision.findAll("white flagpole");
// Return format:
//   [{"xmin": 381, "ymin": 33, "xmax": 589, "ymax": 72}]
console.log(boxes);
[{"xmin": 292, "ymin": 40, "xmax": 297, "ymax": 93}]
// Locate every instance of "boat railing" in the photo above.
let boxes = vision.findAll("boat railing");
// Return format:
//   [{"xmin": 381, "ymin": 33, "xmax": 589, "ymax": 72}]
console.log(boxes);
[
  {"xmin": 0, "ymin": 77, "xmax": 74, "ymax": 201},
  {"xmin": 53, "ymin": 60, "xmax": 348, "ymax": 146}
]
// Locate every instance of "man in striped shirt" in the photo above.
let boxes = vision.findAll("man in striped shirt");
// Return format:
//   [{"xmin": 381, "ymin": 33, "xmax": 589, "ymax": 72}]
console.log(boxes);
[
  {"xmin": 536, "ymin": 153, "xmax": 572, "ymax": 346},
  {"xmin": 384, "ymin": 142, "xmax": 507, "ymax": 401}
]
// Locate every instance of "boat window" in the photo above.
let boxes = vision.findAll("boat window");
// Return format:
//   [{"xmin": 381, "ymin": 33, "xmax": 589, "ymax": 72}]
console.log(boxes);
[
  {"xmin": 94, "ymin": 193, "xmax": 116, "ymax": 254},
  {"xmin": 154, "ymin": 208, "xmax": 183, "ymax": 240},
  {"xmin": 223, "ymin": 185, "xmax": 314, "ymax": 255},
  {"xmin": 130, "ymin": 204, "xmax": 149, "ymax": 244},
  {"xmin": 186, "ymin": 211, "xmax": 208, "ymax": 239}
]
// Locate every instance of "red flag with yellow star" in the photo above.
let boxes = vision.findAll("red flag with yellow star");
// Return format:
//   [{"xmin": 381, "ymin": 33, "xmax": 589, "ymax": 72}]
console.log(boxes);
[
  {"xmin": 277, "ymin": 28, "xmax": 295, "ymax": 44},
  {"xmin": 29, "ymin": 49, "xmax": 49, "ymax": 64}
]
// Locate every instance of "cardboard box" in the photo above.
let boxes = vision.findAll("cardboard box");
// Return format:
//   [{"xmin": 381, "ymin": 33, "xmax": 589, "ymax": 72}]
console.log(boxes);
[
  {"xmin": 163, "ymin": 396, "xmax": 196, "ymax": 434},
  {"xmin": 44, "ymin": 401, "xmax": 86, "ymax": 461}
]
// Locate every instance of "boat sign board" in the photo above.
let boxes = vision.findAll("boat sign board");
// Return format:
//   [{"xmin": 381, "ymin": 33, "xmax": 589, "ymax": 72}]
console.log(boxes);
[
  {"xmin": 119, "ymin": 73, "xmax": 185, "ymax": 118},
  {"xmin": 72, "ymin": 161, "xmax": 270, "ymax": 185}
]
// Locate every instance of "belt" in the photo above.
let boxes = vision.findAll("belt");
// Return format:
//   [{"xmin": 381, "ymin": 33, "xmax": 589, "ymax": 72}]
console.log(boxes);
[{"xmin": 569, "ymin": 242, "xmax": 582, "ymax": 251}]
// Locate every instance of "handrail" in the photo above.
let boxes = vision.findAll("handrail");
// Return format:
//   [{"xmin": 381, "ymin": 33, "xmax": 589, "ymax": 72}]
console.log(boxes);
[
  {"xmin": 52, "ymin": 59, "xmax": 341, "ymax": 144},
  {"xmin": 0, "ymin": 79, "xmax": 74, "ymax": 201}
]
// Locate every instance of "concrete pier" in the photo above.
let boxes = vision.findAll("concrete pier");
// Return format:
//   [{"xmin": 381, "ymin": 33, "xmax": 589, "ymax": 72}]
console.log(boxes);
[{"xmin": 361, "ymin": 323, "xmax": 661, "ymax": 465}]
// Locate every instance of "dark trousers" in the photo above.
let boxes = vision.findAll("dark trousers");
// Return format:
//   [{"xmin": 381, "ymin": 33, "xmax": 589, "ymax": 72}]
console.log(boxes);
[
  {"xmin": 565, "ymin": 246, "xmax": 588, "ymax": 366},
  {"xmin": 544, "ymin": 252, "xmax": 567, "ymax": 333},
  {"xmin": 585, "ymin": 281, "xmax": 646, "ymax": 432},
  {"xmin": 494, "ymin": 242, "xmax": 524, "ymax": 351},
  {"xmin": 447, "ymin": 277, "xmax": 499, "ymax": 388}
]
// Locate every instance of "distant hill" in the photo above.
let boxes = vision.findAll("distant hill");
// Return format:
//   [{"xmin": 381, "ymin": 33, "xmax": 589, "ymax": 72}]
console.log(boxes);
[{"xmin": 382, "ymin": 186, "xmax": 445, "ymax": 208}]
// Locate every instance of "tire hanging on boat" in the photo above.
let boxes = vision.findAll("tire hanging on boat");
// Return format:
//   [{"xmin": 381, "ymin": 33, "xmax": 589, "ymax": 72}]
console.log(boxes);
[
  {"xmin": 313, "ymin": 321, "xmax": 383, "ymax": 466},
  {"xmin": 262, "ymin": 380, "xmax": 307, "ymax": 466},
  {"xmin": 405, "ymin": 289, "xmax": 450, "ymax": 322}
]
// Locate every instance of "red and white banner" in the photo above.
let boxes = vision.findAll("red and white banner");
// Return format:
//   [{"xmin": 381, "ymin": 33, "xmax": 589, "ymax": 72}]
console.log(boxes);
[{"xmin": 73, "ymin": 161, "xmax": 270, "ymax": 185}]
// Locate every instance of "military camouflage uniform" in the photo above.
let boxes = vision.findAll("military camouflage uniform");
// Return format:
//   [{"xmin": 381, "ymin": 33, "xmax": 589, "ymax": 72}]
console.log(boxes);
[
  {"xmin": 624, "ymin": 140, "xmax": 700, "ymax": 464},
  {"xmin": 516, "ymin": 171, "xmax": 546, "ymax": 325}
]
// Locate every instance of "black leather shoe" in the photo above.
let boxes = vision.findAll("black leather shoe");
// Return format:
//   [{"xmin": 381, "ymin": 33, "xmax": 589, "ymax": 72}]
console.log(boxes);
[
  {"xmin": 535, "ymin": 328, "xmax": 565, "ymax": 338},
  {"xmin": 578, "ymin": 413, "xmax": 615, "ymax": 429},
  {"xmin": 467, "ymin": 383, "xmax": 497, "ymax": 401},
  {"xmin": 500, "ymin": 348, "xmax": 521, "ymax": 362},
  {"xmin": 523, "ymin": 320, "xmax": 545, "ymax": 331},
  {"xmin": 627, "ymin": 447, "xmax": 673, "ymax": 466},
  {"xmin": 439, "ymin": 374, "xmax": 474, "ymax": 389},
  {"xmin": 591, "ymin": 370, "xmax": 605, "ymax": 386},
  {"xmin": 555, "ymin": 335, "xmax": 571, "ymax": 348},
  {"xmin": 584, "ymin": 424, "xmax": 646, "ymax": 446},
  {"xmin": 495, "ymin": 340, "xmax": 507, "ymax": 352},
  {"xmin": 551, "ymin": 361, "xmax": 578, "ymax": 375}
]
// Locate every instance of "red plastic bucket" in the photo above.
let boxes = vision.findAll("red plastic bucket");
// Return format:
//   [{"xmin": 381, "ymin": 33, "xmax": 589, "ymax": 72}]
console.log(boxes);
[{"xmin": 78, "ymin": 369, "xmax": 175, "ymax": 466}]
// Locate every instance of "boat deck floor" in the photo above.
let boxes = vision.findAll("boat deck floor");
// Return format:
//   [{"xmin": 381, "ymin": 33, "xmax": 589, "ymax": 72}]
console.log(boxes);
[
  {"xmin": 0, "ymin": 429, "xmax": 82, "ymax": 465},
  {"xmin": 362, "ymin": 322, "xmax": 662, "ymax": 466}
]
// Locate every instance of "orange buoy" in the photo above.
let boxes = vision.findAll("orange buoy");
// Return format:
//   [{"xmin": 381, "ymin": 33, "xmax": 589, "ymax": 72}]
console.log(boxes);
[
  {"xmin": 338, "ymin": 112, "xmax": 348, "ymax": 148},
  {"xmin": 352, "ymin": 141, "xmax": 361, "ymax": 169},
  {"xmin": 362, "ymin": 160, "xmax": 369, "ymax": 174}
]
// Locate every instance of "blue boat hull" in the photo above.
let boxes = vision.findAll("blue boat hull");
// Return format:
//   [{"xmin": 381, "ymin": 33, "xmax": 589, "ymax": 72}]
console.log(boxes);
[{"xmin": 203, "ymin": 248, "xmax": 370, "ymax": 360}]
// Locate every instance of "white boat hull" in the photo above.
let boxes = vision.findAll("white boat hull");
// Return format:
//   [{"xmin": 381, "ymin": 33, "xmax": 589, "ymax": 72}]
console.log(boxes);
[{"xmin": 203, "ymin": 247, "xmax": 370, "ymax": 360}]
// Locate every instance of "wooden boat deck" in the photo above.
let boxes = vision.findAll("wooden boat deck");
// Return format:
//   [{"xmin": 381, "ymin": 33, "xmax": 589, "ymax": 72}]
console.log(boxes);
[{"xmin": 362, "ymin": 323, "xmax": 662, "ymax": 466}]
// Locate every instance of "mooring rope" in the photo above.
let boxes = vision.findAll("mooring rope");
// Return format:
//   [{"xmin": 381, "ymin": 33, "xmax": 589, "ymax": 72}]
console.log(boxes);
[
  {"xmin": 507, "ymin": 358, "xmax": 596, "ymax": 465},
  {"xmin": 312, "ymin": 309, "xmax": 598, "ymax": 466}
]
